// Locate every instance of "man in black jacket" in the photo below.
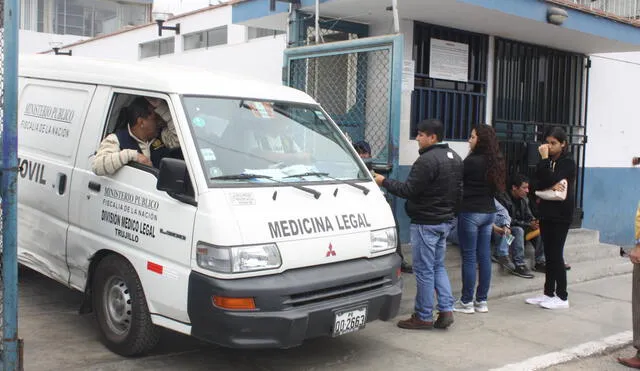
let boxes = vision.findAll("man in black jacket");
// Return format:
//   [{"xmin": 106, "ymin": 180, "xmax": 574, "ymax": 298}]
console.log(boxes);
[
  {"xmin": 496, "ymin": 174, "xmax": 544, "ymax": 277},
  {"xmin": 374, "ymin": 119, "xmax": 463, "ymax": 330}
]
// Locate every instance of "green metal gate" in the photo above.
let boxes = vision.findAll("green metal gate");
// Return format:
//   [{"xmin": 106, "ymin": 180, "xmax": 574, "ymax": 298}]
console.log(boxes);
[{"xmin": 284, "ymin": 35, "xmax": 404, "ymax": 178}]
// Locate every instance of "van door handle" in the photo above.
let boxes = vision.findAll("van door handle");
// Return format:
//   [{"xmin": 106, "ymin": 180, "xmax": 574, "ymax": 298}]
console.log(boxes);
[
  {"xmin": 57, "ymin": 173, "xmax": 67, "ymax": 195},
  {"xmin": 88, "ymin": 181, "xmax": 101, "ymax": 192}
]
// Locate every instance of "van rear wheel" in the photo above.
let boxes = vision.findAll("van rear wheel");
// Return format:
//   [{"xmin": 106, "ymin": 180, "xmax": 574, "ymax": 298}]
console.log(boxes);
[{"xmin": 93, "ymin": 255, "xmax": 159, "ymax": 356}]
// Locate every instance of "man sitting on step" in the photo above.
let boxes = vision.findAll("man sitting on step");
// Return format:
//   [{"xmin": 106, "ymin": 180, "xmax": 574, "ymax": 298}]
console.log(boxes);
[
  {"xmin": 490, "ymin": 195, "xmax": 534, "ymax": 278},
  {"xmin": 495, "ymin": 174, "xmax": 544, "ymax": 277}
]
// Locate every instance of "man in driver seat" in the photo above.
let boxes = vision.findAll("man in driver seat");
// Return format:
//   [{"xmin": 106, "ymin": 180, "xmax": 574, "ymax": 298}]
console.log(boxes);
[{"xmin": 92, "ymin": 97, "xmax": 179, "ymax": 176}]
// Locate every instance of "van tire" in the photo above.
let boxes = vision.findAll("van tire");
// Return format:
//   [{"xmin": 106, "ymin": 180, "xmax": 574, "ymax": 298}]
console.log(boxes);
[{"xmin": 93, "ymin": 255, "xmax": 159, "ymax": 356}]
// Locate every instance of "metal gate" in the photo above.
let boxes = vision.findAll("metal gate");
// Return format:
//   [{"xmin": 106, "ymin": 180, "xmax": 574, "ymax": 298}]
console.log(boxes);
[
  {"xmin": 284, "ymin": 34, "xmax": 403, "ymax": 176},
  {"xmin": 492, "ymin": 38, "xmax": 589, "ymax": 226},
  {"xmin": 411, "ymin": 22, "xmax": 489, "ymax": 140}
]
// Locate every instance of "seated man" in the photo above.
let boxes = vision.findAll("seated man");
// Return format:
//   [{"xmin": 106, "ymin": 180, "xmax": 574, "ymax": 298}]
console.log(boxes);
[
  {"xmin": 496, "ymin": 174, "xmax": 545, "ymax": 274},
  {"xmin": 92, "ymin": 97, "xmax": 176, "ymax": 176},
  {"xmin": 490, "ymin": 198, "xmax": 536, "ymax": 278}
]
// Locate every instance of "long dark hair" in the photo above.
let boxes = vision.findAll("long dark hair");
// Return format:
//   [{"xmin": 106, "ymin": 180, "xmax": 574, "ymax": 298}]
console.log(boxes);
[
  {"xmin": 116, "ymin": 97, "xmax": 153, "ymax": 130},
  {"xmin": 473, "ymin": 124, "xmax": 506, "ymax": 192}
]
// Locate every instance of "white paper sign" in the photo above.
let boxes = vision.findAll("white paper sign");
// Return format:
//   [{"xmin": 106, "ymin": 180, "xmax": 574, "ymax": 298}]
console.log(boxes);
[
  {"xmin": 402, "ymin": 59, "xmax": 415, "ymax": 92},
  {"xmin": 429, "ymin": 38, "xmax": 469, "ymax": 82}
]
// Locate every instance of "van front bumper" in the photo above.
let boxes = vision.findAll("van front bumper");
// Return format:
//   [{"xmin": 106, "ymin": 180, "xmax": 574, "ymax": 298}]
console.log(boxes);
[{"xmin": 187, "ymin": 253, "xmax": 402, "ymax": 349}]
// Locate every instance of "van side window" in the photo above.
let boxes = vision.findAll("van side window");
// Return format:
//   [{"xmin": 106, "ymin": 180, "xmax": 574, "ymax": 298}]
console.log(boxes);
[{"xmin": 93, "ymin": 93, "xmax": 194, "ymax": 197}]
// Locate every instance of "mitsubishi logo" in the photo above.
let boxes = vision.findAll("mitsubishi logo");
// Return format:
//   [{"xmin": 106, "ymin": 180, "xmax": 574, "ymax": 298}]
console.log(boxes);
[{"xmin": 326, "ymin": 243, "xmax": 336, "ymax": 257}]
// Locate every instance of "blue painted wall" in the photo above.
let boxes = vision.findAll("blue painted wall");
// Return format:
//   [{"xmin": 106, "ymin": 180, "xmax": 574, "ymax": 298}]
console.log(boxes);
[{"xmin": 582, "ymin": 167, "xmax": 640, "ymax": 246}]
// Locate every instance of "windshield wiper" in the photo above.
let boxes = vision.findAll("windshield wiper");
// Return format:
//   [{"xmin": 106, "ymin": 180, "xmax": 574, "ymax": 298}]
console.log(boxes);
[
  {"xmin": 284, "ymin": 172, "xmax": 369, "ymax": 195},
  {"xmin": 211, "ymin": 173, "xmax": 321, "ymax": 199},
  {"xmin": 211, "ymin": 173, "xmax": 272, "ymax": 180}
]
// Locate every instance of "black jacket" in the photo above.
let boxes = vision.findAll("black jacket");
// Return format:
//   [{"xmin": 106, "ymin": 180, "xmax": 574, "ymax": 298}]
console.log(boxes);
[
  {"xmin": 535, "ymin": 153, "xmax": 576, "ymax": 223},
  {"xmin": 496, "ymin": 191, "xmax": 535, "ymax": 229},
  {"xmin": 460, "ymin": 152, "xmax": 497, "ymax": 214},
  {"xmin": 382, "ymin": 143, "xmax": 463, "ymax": 225}
]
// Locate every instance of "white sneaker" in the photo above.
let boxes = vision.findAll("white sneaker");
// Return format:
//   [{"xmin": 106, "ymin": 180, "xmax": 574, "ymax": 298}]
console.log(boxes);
[
  {"xmin": 525, "ymin": 295, "xmax": 553, "ymax": 305},
  {"xmin": 474, "ymin": 300, "xmax": 488, "ymax": 313},
  {"xmin": 453, "ymin": 300, "xmax": 475, "ymax": 314},
  {"xmin": 539, "ymin": 296, "xmax": 569, "ymax": 309}
]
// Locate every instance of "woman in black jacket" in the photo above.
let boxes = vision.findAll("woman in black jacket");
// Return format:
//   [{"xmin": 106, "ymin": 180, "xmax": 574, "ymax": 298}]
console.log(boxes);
[{"xmin": 526, "ymin": 127, "xmax": 575, "ymax": 310}]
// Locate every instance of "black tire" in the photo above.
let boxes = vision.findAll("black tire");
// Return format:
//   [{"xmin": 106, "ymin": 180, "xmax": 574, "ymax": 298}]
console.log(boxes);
[{"xmin": 92, "ymin": 254, "xmax": 159, "ymax": 356}]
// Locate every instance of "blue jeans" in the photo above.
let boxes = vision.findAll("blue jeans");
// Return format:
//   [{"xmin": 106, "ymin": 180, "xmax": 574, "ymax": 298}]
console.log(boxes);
[
  {"xmin": 510, "ymin": 226, "xmax": 527, "ymax": 267},
  {"xmin": 492, "ymin": 226, "xmax": 546, "ymax": 266},
  {"xmin": 458, "ymin": 212, "xmax": 496, "ymax": 303},
  {"xmin": 492, "ymin": 230, "xmax": 509, "ymax": 258},
  {"xmin": 411, "ymin": 222, "xmax": 455, "ymax": 321}
]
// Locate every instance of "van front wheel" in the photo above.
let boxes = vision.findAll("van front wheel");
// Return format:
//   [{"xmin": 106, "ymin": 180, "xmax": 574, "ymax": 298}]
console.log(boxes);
[{"xmin": 93, "ymin": 255, "xmax": 159, "ymax": 356}]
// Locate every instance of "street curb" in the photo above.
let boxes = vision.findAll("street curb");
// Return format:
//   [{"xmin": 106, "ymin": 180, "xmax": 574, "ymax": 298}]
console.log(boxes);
[{"xmin": 489, "ymin": 331, "xmax": 633, "ymax": 371}]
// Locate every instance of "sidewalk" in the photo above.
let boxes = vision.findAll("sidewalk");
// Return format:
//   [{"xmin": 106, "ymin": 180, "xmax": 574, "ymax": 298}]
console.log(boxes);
[{"xmin": 19, "ymin": 264, "xmax": 635, "ymax": 370}]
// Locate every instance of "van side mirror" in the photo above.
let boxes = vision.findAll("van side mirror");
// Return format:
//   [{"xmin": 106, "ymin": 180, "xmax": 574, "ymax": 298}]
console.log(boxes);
[{"xmin": 157, "ymin": 158, "xmax": 188, "ymax": 194}]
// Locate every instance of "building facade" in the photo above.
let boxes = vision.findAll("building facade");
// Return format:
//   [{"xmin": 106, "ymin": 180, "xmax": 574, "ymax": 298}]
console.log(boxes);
[{"xmin": 44, "ymin": 0, "xmax": 640, "ymax": 245}]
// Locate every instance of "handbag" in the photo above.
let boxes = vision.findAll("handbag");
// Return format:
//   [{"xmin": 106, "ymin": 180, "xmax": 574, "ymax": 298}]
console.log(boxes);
[{"xmin": 535, "ymin": 179, "xmax": 567, "ymax": 201}]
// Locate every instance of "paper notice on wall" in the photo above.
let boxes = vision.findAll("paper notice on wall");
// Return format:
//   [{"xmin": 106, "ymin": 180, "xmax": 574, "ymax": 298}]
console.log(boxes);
[
  {"xmin": 402, "ymin": 60, "xmax": 415, "ymax": 92},
  {"xmin": 429, "ymin": 38, "xmax": 469, "ymax": 82}
]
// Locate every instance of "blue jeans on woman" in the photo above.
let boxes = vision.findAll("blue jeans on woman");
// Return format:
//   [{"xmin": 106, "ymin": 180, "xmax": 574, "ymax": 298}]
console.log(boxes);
[
  {"xmin": 410, "ymin": 222, "xmax": 455, "ymax": 321},
  {"xmin": 458, "ymin": 212, "xmax": 496, "ymax": 303}
]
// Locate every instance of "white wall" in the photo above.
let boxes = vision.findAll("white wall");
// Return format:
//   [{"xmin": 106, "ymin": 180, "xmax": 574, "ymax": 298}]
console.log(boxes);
[
  {"xmin": 44, "ymin": 5, "xmax": 287, "ymax": 85},
  {"xmin": 585, "ymin": 52, "xmax": 640, "ymax": 168}
]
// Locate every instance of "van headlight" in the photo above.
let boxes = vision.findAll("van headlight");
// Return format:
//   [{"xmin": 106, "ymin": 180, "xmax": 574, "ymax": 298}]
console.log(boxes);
[
  {"xmin": 196, "ymin": 242, "xmax": 282, "ymax": 273},
  {"xmin": 370, "ymin": 227, "xmax": 397, "ymax": 253}
]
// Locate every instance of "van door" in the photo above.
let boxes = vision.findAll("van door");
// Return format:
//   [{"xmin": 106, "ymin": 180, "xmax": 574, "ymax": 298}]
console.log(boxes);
[
  {"xmin": 17, "ymin": 78, "xmax": 96, "ymax": 284},
  {"xmin": 67, "ymin": 90, "xmax": 198, "ymax": 323}
]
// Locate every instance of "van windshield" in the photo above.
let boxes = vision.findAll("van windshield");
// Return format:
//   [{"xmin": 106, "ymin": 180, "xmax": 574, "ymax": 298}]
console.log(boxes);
[{"xmin": 182, "ymin": 96, "xmax": 370, "ymax": 185}]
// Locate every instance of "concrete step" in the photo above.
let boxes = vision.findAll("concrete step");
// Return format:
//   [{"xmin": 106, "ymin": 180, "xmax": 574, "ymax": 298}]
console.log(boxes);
[
  {"xmin": 399, "ymin": 229, "xmax": 617, "ymax": 270},
  {"xmin": 400, "ymin": 242, "xmax": 620, "ymax": 271},
  {"xmin": 563, "ymin": 228, "xmax": 600, "ymax": 247},
  {"xmin": 397, "ymin": 255, "xmax": 632, "ymax": 317}
]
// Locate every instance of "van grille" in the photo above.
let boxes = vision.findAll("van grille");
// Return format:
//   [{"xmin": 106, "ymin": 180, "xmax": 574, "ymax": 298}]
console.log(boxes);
[{"xmin": 283, "ymin": 276, "xmax": 390, "ymax": 307}]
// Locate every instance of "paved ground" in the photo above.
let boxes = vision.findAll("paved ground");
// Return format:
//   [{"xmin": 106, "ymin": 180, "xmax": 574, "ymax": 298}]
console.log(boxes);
[{"xmin": 17, "ymin": 264, "xmax": 636, "ymax": 371}]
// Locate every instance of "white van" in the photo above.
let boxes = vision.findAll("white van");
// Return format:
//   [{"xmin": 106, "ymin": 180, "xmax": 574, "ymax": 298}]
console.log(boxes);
[{"xmin": 15, "ymin": 55, "xmax": 402, "ymax": 356}]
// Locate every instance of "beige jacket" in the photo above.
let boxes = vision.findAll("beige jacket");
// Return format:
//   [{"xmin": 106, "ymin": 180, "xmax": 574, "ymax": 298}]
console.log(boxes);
[{"xmin": 92, "ymin": 126, "xmax": 152, "ymax": 176}]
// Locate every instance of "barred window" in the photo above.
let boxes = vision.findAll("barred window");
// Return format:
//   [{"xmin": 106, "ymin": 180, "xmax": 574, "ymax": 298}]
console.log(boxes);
[{"xmin": 183, "ymin": 26, "xmax": 228, "ymax": 51}]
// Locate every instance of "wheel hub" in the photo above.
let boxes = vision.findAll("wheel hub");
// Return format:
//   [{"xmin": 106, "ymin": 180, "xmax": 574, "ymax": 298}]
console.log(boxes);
[{"xmin": 104, "ymin": 277, "xmax": 132, "ymax": 336}]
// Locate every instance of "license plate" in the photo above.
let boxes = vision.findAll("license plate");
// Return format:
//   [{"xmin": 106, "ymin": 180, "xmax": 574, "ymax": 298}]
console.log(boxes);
[{"xmin": 332, "ymin": 306, "xmax": 367, "ymax": 337}]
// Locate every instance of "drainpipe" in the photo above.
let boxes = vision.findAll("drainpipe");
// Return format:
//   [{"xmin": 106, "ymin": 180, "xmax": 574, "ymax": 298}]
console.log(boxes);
[
  {"xmin": 287, "ymin": 1, "xmax": 302, "ymax": 47},
  {"xmin": 391, "ymin": 0, "xmax": 399, "ymax": 33}
]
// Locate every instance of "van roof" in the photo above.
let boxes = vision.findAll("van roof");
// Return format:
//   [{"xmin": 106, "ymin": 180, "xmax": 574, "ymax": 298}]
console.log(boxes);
[{"xmin": 19, "ymin": 54, "xmax": 317, "ymax": 105}]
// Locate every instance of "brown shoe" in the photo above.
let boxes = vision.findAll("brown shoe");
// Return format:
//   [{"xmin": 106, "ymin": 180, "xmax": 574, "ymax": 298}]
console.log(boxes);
[
  {"xmin": 397, "ymin": 314, "xmax": 433, "ymax": 330},
  {"xmin": 618, "ymin": 356, "xmax": 640, "ymax": 369},
  {"xmin": 433, "ymin": 311, "xmax": 454, "ymax": 329}
]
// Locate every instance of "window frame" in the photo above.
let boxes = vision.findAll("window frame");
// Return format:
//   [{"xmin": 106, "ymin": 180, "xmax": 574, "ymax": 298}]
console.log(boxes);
[
  {"xmin": 182, "ymin": 26, "xmax": 228, "ymax": 51},
  {"xmin": 139, "ymin": 37, "xmax": 175, "ymax": 59}
]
